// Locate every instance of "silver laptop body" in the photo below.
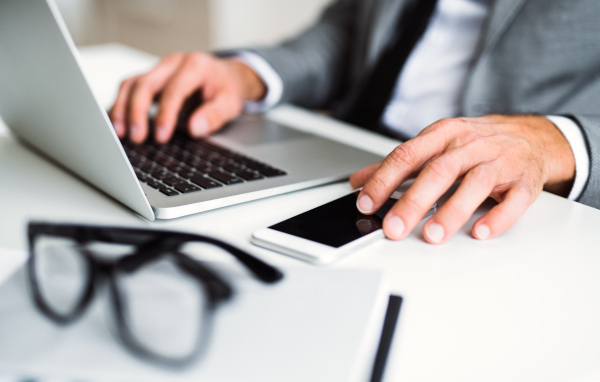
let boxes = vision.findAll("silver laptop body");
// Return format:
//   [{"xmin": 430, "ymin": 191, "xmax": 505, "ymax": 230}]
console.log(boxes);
[{"xmin": 0, "ymin": 0, "xmax": 383, "ymax": 221}]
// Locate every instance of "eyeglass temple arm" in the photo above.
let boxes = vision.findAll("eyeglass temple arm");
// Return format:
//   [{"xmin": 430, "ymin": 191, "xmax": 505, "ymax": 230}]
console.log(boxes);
[{"xmin": 195, "ymin": 236, "xmax": 284, "ymax": 283}]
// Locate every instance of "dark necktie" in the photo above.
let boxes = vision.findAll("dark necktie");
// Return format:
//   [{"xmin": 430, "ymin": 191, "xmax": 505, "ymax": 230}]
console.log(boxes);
[{"xmin": 339, "ymin": 0, "xmax": 440, "ymax": 135}]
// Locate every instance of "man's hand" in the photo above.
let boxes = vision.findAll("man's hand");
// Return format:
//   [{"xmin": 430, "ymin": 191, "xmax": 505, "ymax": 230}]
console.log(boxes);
[
  {"xmin": 109, "ymin": 52, "xmax": 267, "ymax": 144},
  {"xmin": 350, "ymin": 115, "xmax": 576, "ymax": 244}
]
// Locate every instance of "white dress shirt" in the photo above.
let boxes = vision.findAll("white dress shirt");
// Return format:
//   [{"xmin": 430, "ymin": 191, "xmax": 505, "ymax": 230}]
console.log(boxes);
[{"xmin": 237, "ymin": 0, "xmax": 589, "ymax": 200}]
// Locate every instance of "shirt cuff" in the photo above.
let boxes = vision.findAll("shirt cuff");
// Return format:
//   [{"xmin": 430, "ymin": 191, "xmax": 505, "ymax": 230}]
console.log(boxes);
[
  {"xmin": 233, "ymin": 51, "xmax": 284, "ymax": 113},
  {"xmin": 546, "ymin": 115, "xmax": 590, "ymax": 200}
]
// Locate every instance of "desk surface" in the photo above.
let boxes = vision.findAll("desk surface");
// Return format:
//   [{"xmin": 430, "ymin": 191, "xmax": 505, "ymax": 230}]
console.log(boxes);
[{"xmin": 1, "ymin": 44, "xmax": 600, "ymax": 382}]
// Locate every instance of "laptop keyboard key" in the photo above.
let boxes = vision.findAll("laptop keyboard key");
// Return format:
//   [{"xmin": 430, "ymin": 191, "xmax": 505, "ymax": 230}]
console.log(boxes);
[
  {"xmin": 166, "ymin": 163, "xmax": 183, "ymax": 172},
  {"xmin": 129, "ymin": 157, "xmax": 144, "ymax": 167},
  {"xmin": 159, "ymin": 187, "xmax": 179, "ymax": 196},
  {"xmin": 157, "ymin": 158, "xmax": 175, "ymax": 167},
  {"xmin": 194, "ymin": 165, "xmax": 217, "ymax": 174},
  {"xmin": 163, "ymin": 177, "xmax": 184, "ymax": 186},
  {"xmin": 135, "ymin": 171, "xmax": 149, "ymax": 182},
  {"xmin": 174, "ymin": 183, "xmax": 201, "ymax": 193},
  {"xmin": 151, "ymin": 171, "xmax": 172, "ymax": 181},
  {"xmin": 133, "ymin": 146, "xmax": 151, "ymax": 156},
  {"xmin": 190, "ymin": 176, "xmax": 222, "ymax": 189},
  {"xmin": 241, "ymin": 160, "xmax": 264, "ymax": 171},
  {"xmin": 235, "ymin": 170, "xmax": 264, "ymax": 181},
  {"xmin": 179, "ymin": 171, "xmax": 198, "ymax": 180},
  {"xmin": 210, "ymin": 158, "xmax": 229, "ymax": 167},
  {"xmin": 146, "ymin": 181, "xmax": 163, "ymax": 189},
  {"xmin": 139, "ymin": 163, "xmax": 156, "ymax": 173},
  {"xmin": 259, "ymin": 167, "xmax": 287, "ymax": 177},
  {"xmin": 223, "ymin": 163, "xmax": 242, "ymax": 173},
  {"xmin": 174, "ymin": 152, "xmax": 189, "ymax": 161},
  {"xmin": 208, "ymin": 171, "xmax": 243, "ymax": 185}
]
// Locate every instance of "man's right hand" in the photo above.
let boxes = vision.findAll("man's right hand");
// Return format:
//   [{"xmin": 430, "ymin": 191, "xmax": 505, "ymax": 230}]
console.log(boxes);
[{"xmin": 109, "ymin": 52, "xmax": 267, "ymax": 144}]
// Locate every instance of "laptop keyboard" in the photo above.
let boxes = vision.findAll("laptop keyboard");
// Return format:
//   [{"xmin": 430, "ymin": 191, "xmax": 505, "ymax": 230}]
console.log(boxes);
[{"xmin": 123, "ymin": 135, "xmax": 287, "ymax": 197}]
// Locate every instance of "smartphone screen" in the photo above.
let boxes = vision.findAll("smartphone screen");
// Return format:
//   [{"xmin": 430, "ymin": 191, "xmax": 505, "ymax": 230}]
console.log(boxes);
[{"xmin": 269, "ymin": 191, "xmax": 397, "ymax": 248}]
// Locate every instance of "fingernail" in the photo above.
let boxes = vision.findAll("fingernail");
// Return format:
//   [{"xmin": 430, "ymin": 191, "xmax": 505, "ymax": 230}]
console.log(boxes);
[
  {"xmin": 385, "ymin": 216, "xmax": 405, "ymax": 239},
  {"xmin": 156, "ymin": 126, "xmax": 169, "ymax": 142},
  {"xmin": 475, "ymin": 224, "xmax": 491, "ymax": 240},
  {"xmin": 425, "ymin": 222, "xmax": 445, "ymax": 244},
  {"xmin": 357, "ymin": 194, "xmax": 374, "ymax": 214},
  {"xmin": 191, "ymin": 116, "xmax": 209, "ymax": 137},
  {"xmin": 130, "ymin": 124, "xmax": 142, "ymax": 141}
]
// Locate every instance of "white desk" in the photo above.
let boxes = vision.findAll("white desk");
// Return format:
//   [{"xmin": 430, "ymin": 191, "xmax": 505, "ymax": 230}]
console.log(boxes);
[{"xmin": 2, "ymin": 44, "xmax": 600, "ymax": 382}]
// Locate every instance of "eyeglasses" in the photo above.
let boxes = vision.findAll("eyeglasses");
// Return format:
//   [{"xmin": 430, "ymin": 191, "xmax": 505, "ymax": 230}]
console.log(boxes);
[{"xmin": 26, "ymin": 222, "xmax": 283, "ymax": 368}]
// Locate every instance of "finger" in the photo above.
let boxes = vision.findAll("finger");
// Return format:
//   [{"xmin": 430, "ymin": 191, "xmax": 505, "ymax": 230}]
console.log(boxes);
[
  {"xmin": 154, "ymin": 53, "xmax": 213, "ymax": 143},
  {"xmin": 188, "ymin": 93, "xmax": 243, "ymax": 137},
  {"xmin": 380, "ymin": 150, "xmax": 471, "ymax": 240},
  {"xmin": 126, "ymin": 54, "xmax": 185, "ymax": 143},
  {"xmin": 357, "ymin": 127, "xmax": 448, "ymax": 215},
  {"xmin": 349, "ymin": 162, "xmax": 382, "ymax": 189},
  {"xmin": 109, "ymin": 77, "xmax": 136, "ymax": 138},
  {"xmin": 422, "ymin": 163, "xmax": 499, "ymax": 244},
  {"xmin": 472, "ymin": 183, "xmax": 533, "ymax": 240}
]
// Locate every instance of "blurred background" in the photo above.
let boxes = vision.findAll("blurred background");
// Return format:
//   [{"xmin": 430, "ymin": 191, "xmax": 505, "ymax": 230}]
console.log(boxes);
[{"xmin": 54, "ymin": 0, "xmax": 333, "ymax": 55}]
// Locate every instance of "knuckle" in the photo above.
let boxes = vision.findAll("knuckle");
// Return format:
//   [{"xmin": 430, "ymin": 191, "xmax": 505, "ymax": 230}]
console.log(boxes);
[
  {"xmin": 400, "ymin": 193, "xmax": 424, "ymax": 215},
  {"xmin": 469, "ymin": 165, "xmax": 496, "ymax": 189},
  {"xmin": 426, "ymin": 158, "xmax": 455, "ymax": 182},
  {"xmin": 513, "ymin": 184, "xmax": 533, "ymax": 202},
  {"xmin": 134, "ymin": 74, "xmax": 153, "ymax": 89},
  {"xmin": 443, "ymin": 201, "xmax": 470, "ymax": 224},
  {"xmin": 434, "ymin": 118, "xmax": 456, "ymax": 133},
  {"xmin": 388, "ymin": 144, "xmax": 418, "ymax": 169},
  {"xmin": 367, "ymin": 171, "xmax": 390, "ymax": 192},
  {"xmin": 186, "ymin": 51, "xmax": 210, "ymax": 68},
  {"xmin": 163, "ymin": 52, "xmax": 184, "ymax": 62},
  {"xmin": 119, "ymin": 78, "xmax": 134, "ymax": 91},
  {"xmin": 422, "ymin": 117, "xmax": 453, "ymax": 134},
  {"xmin": 158, "ymin": 85, "xmax": 178, "ymax": 102},
  {"xmin": 131, "ymin": 79, "xmax": 152, "ymax": 98}
]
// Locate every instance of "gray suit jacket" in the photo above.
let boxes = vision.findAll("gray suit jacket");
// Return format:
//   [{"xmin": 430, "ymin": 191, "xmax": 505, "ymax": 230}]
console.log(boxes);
[{"xmin": 247, "ymin": 0, "xmax": 600, "ymax": 210}]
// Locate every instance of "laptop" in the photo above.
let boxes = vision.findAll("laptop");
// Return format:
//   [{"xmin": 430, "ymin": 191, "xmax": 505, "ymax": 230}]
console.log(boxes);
[{"xmin": 0, "ymin": 0, "xmax": 382, "ymax": 221}]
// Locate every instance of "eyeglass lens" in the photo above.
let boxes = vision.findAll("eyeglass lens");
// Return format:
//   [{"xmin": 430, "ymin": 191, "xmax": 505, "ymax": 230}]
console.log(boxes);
[
  {"xmin": 33, "ymin": 235, "xmax": 90, "ymax": 317},
  {"xmin": 114, "ymin": 255, "xmax": 209, "ymax": 359}
]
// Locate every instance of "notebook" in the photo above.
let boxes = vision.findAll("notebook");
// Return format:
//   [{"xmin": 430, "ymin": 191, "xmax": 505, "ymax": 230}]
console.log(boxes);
[{"xmin": 0, "ymin": 257, "xmax": 396, "ymax": 382}]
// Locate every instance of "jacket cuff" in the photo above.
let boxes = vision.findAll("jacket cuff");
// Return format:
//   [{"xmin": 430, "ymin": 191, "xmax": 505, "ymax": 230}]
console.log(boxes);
[{"xmin": 546, "ymin": 115, "xmax": 590, "ymax": 200}]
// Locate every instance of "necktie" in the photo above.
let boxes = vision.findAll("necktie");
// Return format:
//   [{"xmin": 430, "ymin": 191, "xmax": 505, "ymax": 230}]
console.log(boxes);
[{"xmin": 340, "ymin": 0, "xmax": 440, "ymax": 135}]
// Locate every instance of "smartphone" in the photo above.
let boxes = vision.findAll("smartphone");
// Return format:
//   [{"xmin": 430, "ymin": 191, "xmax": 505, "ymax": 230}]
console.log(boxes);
[{"xmin": 252, "ymin": 190, "xmax": 437, "ymax": 265}]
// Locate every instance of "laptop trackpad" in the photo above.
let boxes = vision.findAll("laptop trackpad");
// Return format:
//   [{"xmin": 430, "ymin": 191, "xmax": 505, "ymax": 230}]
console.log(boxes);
[{"xmin": 216, "ymin": 116, "xmax": 308, "ymax": 146}]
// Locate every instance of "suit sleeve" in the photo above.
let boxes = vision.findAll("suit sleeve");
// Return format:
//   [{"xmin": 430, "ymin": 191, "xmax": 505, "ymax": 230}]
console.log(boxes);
[
  {"xmin": 244, "ymin": 0, "xmax": 359, "ymax": 109},
  {"xmin": 568, "ymin": 115, "xmax": 600, "ymax": 209}
]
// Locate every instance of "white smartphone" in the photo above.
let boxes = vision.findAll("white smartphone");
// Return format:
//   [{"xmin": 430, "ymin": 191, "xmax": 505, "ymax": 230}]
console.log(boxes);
[{"xmin": 252, "ymin": 190, "xmax": 437, "ymax": 265}]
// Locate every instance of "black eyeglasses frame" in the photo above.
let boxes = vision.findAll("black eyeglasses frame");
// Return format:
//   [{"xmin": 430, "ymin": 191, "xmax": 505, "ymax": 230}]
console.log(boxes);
[{"xmin": 26, "ymin": 222, "xmax": 284, "ymax": 368}]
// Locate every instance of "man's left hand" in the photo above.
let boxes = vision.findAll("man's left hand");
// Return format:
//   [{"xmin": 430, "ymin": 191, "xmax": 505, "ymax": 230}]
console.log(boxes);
[{"xmin": 350, "ymin": 115, "xmax": 576, "ymax": 244}]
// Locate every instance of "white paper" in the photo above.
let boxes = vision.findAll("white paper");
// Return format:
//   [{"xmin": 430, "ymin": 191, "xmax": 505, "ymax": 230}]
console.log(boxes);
[
  {"xmin": 0, "ymin": 248, "xmax": 27, "ymax": 287},
  {"xmin": 0, "ymin": 264, "xmax": 388, "ymax": 382}
]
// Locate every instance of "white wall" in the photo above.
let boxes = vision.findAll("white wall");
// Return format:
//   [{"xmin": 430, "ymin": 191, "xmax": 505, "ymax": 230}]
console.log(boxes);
[
  {"xmin": 54, "ymin": 0, "xmax": 95, "ymax": 44},
  {"xmin": 210, "ymin": 0, "xmax": 332, "ymax": 50},
  {"xmin": 54, "ymin": 0, "xmax": 333, "ymax": 54}
]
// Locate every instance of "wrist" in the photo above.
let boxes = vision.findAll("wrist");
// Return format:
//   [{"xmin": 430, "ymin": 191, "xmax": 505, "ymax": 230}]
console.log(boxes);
[{"xmin": 224, "ymin": 58, "xmax": 267, "ymax": 102}]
